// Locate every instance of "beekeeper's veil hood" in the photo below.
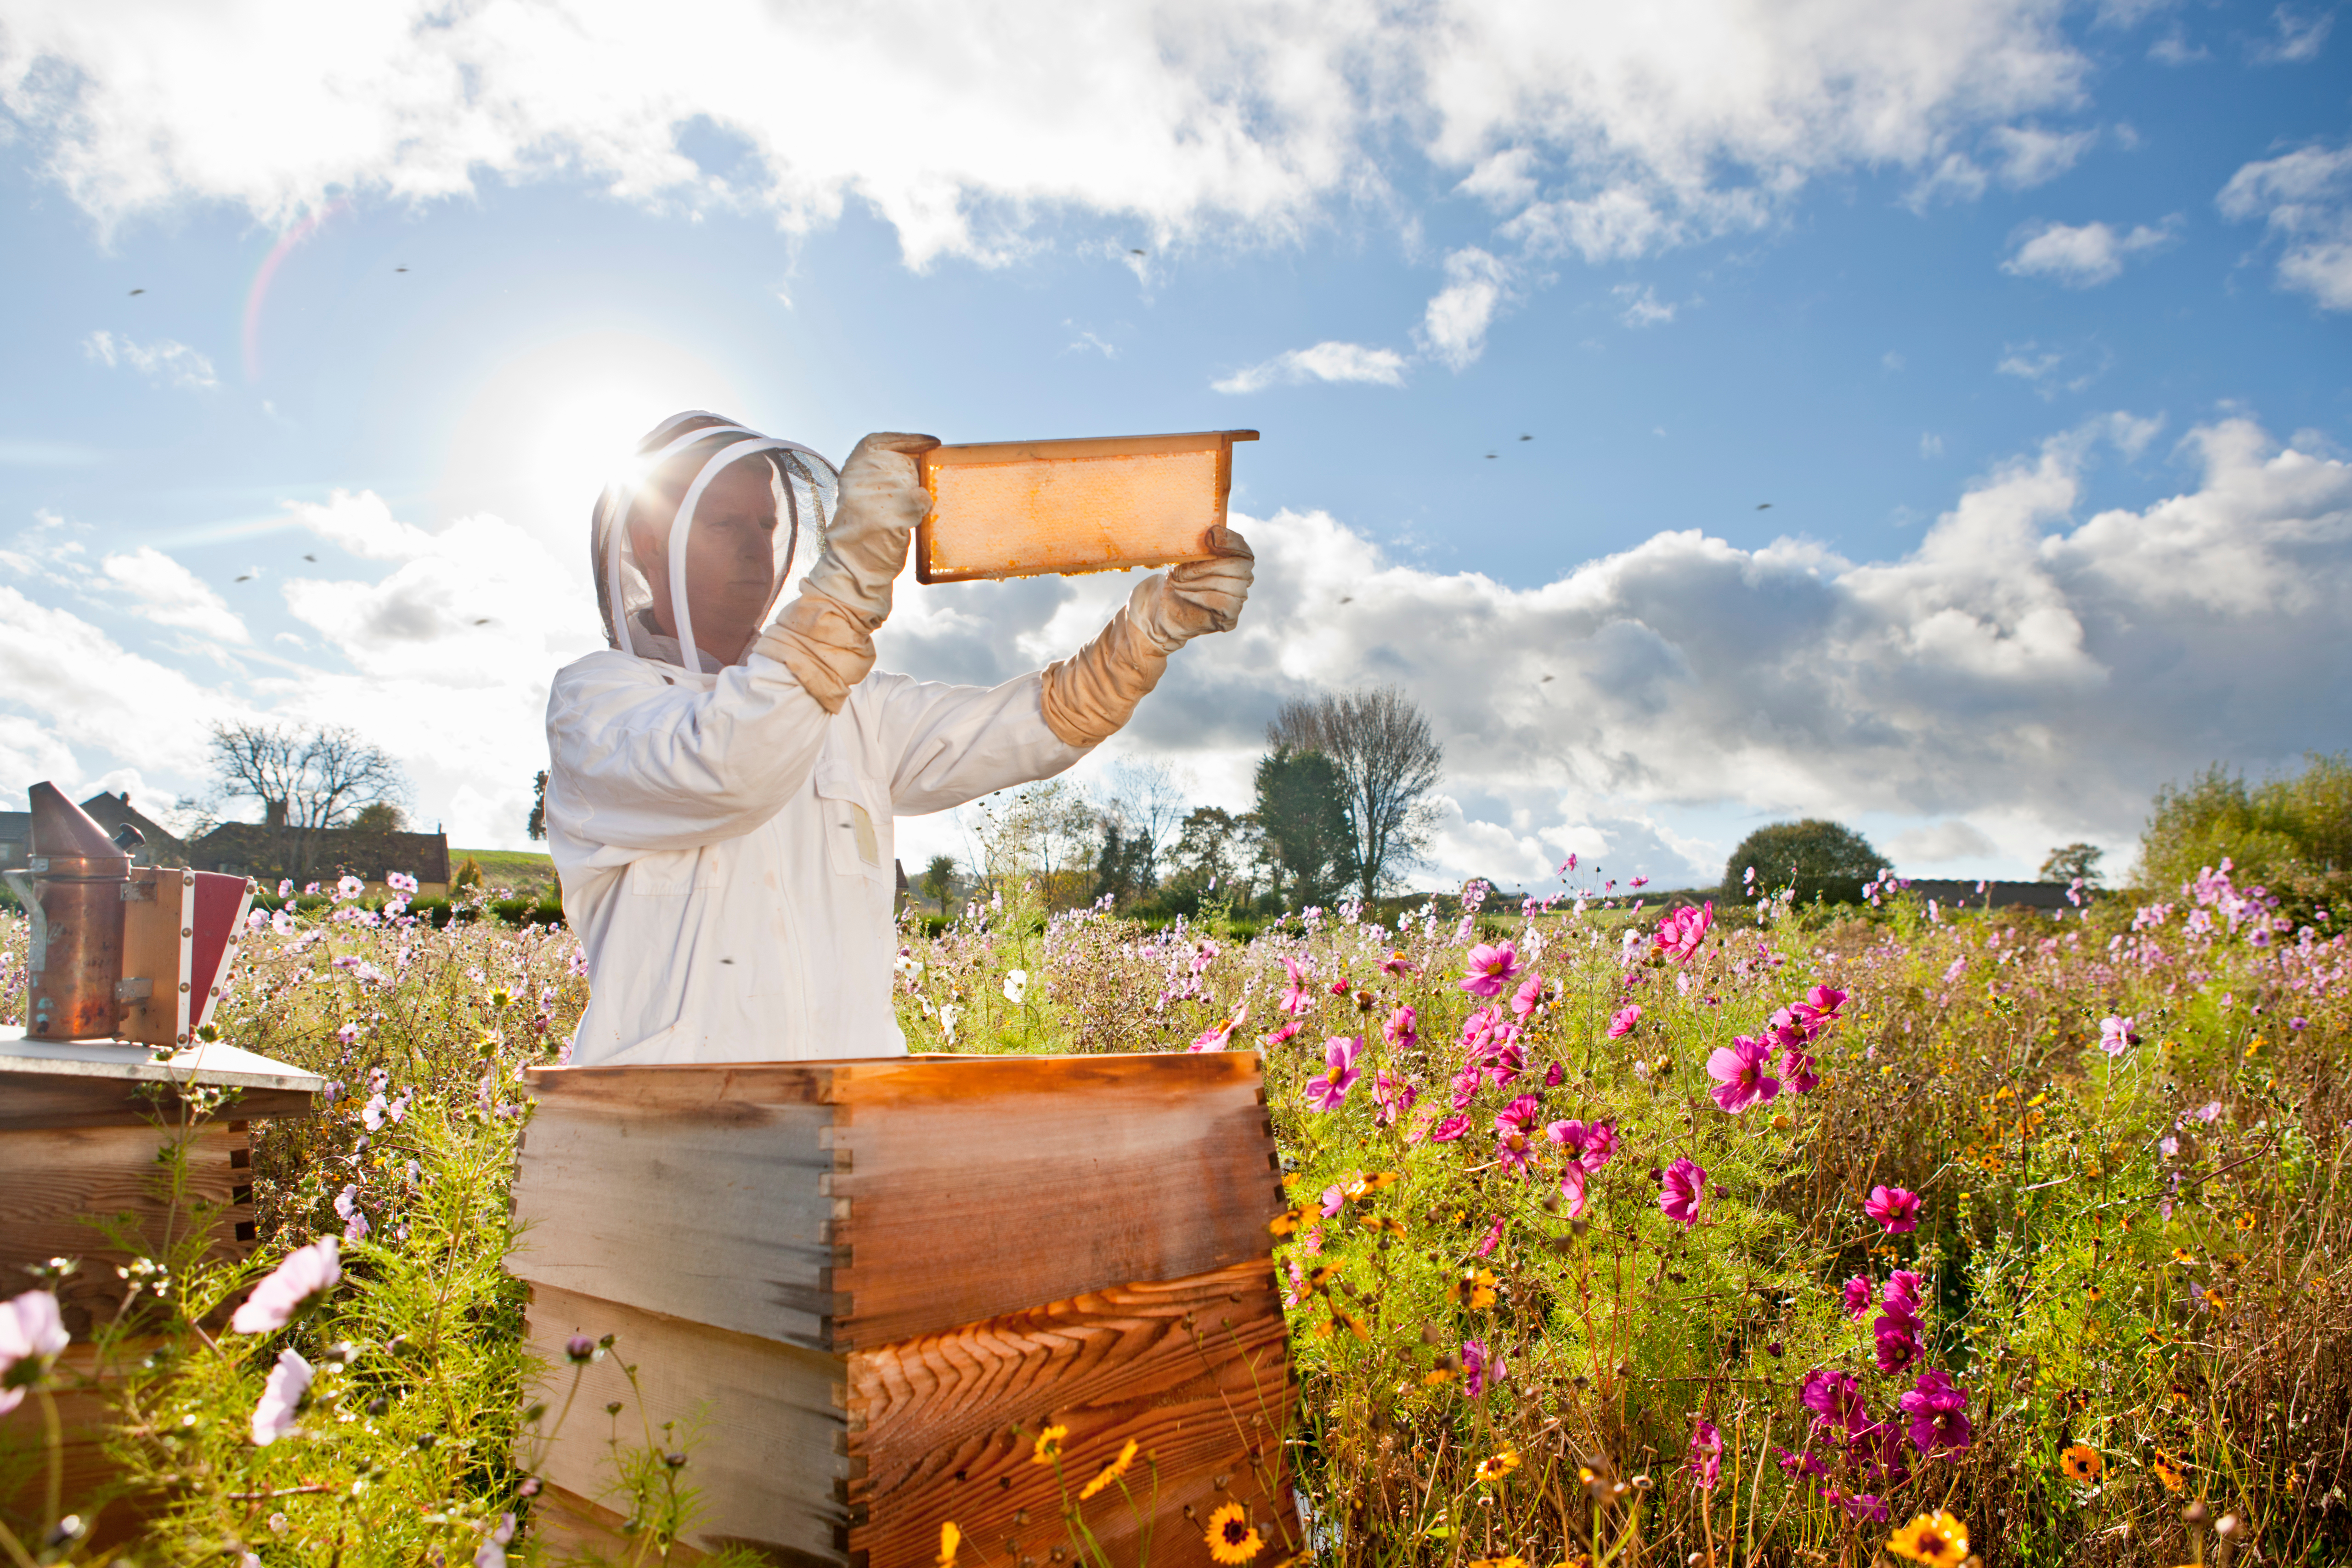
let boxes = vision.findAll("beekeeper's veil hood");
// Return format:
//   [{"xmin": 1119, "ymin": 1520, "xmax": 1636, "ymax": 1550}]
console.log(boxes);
[{"xmin": 590, "ymin": 411, "xmax": 839, "ymax": 674}]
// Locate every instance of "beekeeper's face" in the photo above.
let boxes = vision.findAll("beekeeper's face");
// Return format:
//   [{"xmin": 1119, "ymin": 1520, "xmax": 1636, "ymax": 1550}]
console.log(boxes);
[{"xmin": 628, "ymin": 456, "xmax": 785, "ymax": 668}]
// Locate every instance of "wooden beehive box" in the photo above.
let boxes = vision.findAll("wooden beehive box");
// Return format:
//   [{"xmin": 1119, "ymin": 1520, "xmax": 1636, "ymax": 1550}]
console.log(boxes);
[
  {"xmin": 510, "ymin": 1052, "xmax": 1297, "ymax": 1568},
  {"xmin": 0, "ymin": 1032, "xmax": 323, "ymax": 1541},
  {"xmin": 915, "ymin": 431, "xmax": 1257, "ymax": 583}
]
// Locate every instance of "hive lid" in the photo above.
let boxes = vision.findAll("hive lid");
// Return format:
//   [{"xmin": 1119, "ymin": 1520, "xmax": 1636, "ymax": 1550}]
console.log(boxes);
[{"xmin": 0, "ymin": 1025, "xmax": 325, "ymax": 1129}]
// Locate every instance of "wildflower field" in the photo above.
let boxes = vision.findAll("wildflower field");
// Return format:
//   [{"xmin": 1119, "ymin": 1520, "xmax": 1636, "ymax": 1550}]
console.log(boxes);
[{"xmin": 3, "ymin": 861, "xmax": 2349, "ymax": 1568}]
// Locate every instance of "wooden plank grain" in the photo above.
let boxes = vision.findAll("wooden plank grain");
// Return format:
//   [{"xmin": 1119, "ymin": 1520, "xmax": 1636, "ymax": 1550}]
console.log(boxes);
[
  {"xmin": 522, "ymin": 1283, "xmax": 849, "ymax": 1565},
  {"xmin": 827, "ymin": 1055, "xmax": 1283, "ymax": 1348},
  {"xmin": 509, "ymin": 1093, "xmax": 841, "ymax": 1350},
  {"xmin": 846, "ymin": 1260, "xmax": 1296, "ymax": 1568},
  {"xmin": 0, "ymin": 1122, "xmax": 249, "ymax": 1335}
]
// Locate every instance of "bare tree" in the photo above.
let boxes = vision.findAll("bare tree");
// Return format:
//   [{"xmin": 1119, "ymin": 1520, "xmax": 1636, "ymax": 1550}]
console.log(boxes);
[
  {"xmin": 1094, "ymin": 758, "xmax": 1192, "ymax": 890},
  {"xmin": 1267, "ymin": 686, "xmax": 1444, "ymax": 901},
  {"xmin": 207, "ymin": 721, "xmax": 408, "ymax": 877}
]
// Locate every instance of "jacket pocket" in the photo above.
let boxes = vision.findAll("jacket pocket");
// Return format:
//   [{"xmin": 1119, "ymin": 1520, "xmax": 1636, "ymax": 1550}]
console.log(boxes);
[
  {"xmin": 812, "ymin": 760, "xmax": 885, "ymax": 882},
  {"xmin": 622, "ymin": 843, "xmax": 724, "ymax": 896}
]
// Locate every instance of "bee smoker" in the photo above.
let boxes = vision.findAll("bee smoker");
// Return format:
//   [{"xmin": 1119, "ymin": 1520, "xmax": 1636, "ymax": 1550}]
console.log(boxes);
[{"xmin": 4, "ymin": 782, "xmax": 254, "ymax": 1047}]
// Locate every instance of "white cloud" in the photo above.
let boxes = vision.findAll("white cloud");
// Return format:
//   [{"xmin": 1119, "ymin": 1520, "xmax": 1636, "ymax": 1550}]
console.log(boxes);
[
  {"xmin": 101, "ymin": 546, "xmax": 249, "ymax": 642},
  {"xmin": 1612, "ymin": 283, "xmax": 1675, "ymax": 327},
  {"xmin": 1419, "ymin": 248, "xmax": 1513, "ymax": 370},
  {"xmin": 1920, "ymin": 433, "xmax": 1945, "ymax": 458},
  {"xmin": 2250, "ymin": 6, "xmax": 2333, "ymax": 62},
  {"xmin": 1891, "ymin": 819, "xmax": 1998, "ymax": 863},
  {"xmin": 2001, "ymin": 215, "xmax": 2181, "ymax": 286},
  {"xmin": 82, "ymin": 330, "xmax": 218, "ymax": 390},
  {"xmin": 1984, "ymin": 125, "xmax": 2097, "ymax": 188},
  {"xmin": 0, "ymin": 0, "xmax": 2090, "ymax": 276},
  {"xmin": 2218, "ymin": 139, "xmax": 2352, "ymax": 311},
  {"xmin": 876, "ymin": 413, "xmax": 2352, "ymax": 887},
  {"xmin": 1212, "ymin": 340, "xmax": 1408, "ymax": 395},
  {"xmin": 1995, "ymin": 339, "xmax": 2112, "ymax": 398}
]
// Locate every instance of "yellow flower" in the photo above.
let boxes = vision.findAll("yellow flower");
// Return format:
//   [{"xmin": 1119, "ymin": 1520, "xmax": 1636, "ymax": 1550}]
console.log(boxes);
[
  {"xmin": 2086, "ymin": 1285, "xmax": 2105, "ymax": 1303},
  {"xmin": 2172, "ymin": 1247, "xmax": 2196, "ymax": 1266},
  {"xmin": 2152, "ymin": 1450, "xmax": 2186, "ymax": 1493},
  {"xmin": 1349, "ymin": 1170, "xmax": 1402, "ymax": 1195},
  {"xmin": 935, "ymin": 1521, "xmax": 961, "ymax": 1566},
  {"xmin": 1204, "ymin": 1502, "xmax": 1263, "ymax": 1563},
  {"xmin": 2060, "ymin": 1444, "xmax": 2104, "ymax": 1483},
  {"xmin": 1078, "ymin": 1438, "xmax": 1139, "ymax": 1501},
  {"xmin": 1449, "ymin": 1267, "xmax": 1499, "ymax": 1308},
  {"xmin": 2203, "ymin": 1290, "xmax": 2229, "ymax": 1314},
  {"xmin": 1885, "ymin": 1510, "xmax": 1970, "ymax": 1564},
  {"xmin": 1475, "ymin": 1445, "xmax": 1522, "ymax": 1482},
  {"xmin": 1031, "ymin": 1424, "xmax": 1069, "ymax": 1465},
  {"xmin": 1469, "ymin": 1557, "xmax": 1530, "ymax": 1568}
]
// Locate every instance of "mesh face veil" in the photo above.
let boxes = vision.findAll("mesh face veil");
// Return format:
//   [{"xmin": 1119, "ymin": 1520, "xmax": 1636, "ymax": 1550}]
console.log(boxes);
[{"xmin": 590, "ymin": 411, "xmax": 840, "ymax": 674}]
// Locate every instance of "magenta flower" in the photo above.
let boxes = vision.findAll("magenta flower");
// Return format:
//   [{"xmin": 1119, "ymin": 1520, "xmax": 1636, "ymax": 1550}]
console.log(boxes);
[
  {"xmin": 1841, "ymin": 1276, "xmax": 1873, "ymax": 1322},
  {"xmin": 1304, "ymin": 1036, "xmax": 1364, "ymax": 1111},
  {"xmin": 1372, "ymin": 1070, "xmax": 1418, "ymax": 1126},
  {"xmin": 1834, "ymin": 1492, "xmax": 1890, "ymax": 1524},
  {"xmin": 1459, "ymin": 942, "xmax": 1522, "ymax": 997},
  {"xmin": 1382, "ymin": 1004, "xmax": 1419, "ymax": 1051},
  {"xmin": 1494, "ymin": 1095, "xmax": 1544, "ymax": 1175},
  {"xmin": 1543, "ymin": 1061, "xmax": 1564, "ymax": 1087},
  {"xmin": 1319, "ymin": 1184, "xmax": 1345, "ymax": 1218},
  {"xmin": 1653, "ymin": 901, "xmax": 1713, "ymax": 962},
  {"xmin": 1429, "ymin": 1114, "xmax": 1470, "ymax": 1143},
  {"xmin": 1898, "ymin": 1369, "xmax": 1973, "ymax": 1456},
  {"xmin": 1885, "ymin": 1269, "xmax": 1923, "ymax": 1310},
  {"xmin": 249, "ymin": 1348, "xmax": 314, "ymax": 1446},
  {"xmin": 1872, "ymin": 1318, "xmax": 1920, "ymax": 1375},
  {"xmin": 1462, "ymin": 1338, "xmax": 1501, "ymax": 1398},
  {"xmin": 1657, "ymin": 1156, "xmax": 1707, "ymax": 1226},
  {"xmin": 1775, "ymin": 1447, "xmax": 1827, "ymax": 1480},
  {"xmin": 1864, "ymin": 1185, "xmax": 1922, "ymax": 1234},
  {"xmin": 1188, "ymin": 1002, "xmax": 1249, "ymax": 1052},
  {"xmin": 1779, "ymin": 1042, "xmax": 1821, "ymax": 1095},
  {"xmin": 1800, "ymin": 1369, "xmax": 1868, "ymax": 1435},
  {"xmin": 231, "ymin": 1237, "xmax": 342, "ymax": 1335},
  {"xmin": 1546, "ymin": 1117, "xmax": 1620, "ymax": 1170},
  {"xmin": 1474, "ymin": 1215, "xmax": 1506, "ymax": 1257},
  {"xmin": 1482, "ymin": 1042, "xmax": 1527, "ymax": 1090},
  {"xmin": 1261, "ymin": 1021, "xmax": 1301, "ymax": 1049},
  {"xmin": 1450, "ymin": 1062, "xmax": 1482, "ymax": 1110},
  {"xmin": 1606, "ymin": 1003, "xmax": 1641, "ymax": 1038},
  {"xmin": 1509, "ymin": 974, "xmax": 1547, "ymax": 1022},
  {"xmin": 0, "ymin": 1291, "xmax": 68, "ymax": 1414},
  {"xmin": 1790, "ymin": 985, "xmax": 1848, "ymax": 1032},
  {"xmin": 1379, "ymin": 950, "xmax": 1419, "ymax": 977},
  {"xmin": 1705, "ymin": 1036, "xmax": 1781, "ymax": 1115},
  {"xmin": 1557, "ymin": 1163, "xmax": 1592, "ymax": 1218},
  {"xmin": 1278, "ymin": 957, "xmax": 1314, "ymax": 1018},
  {"xmin": 1688, "ymin": 1418, "xmax": 1724, "ymax": 1491}
]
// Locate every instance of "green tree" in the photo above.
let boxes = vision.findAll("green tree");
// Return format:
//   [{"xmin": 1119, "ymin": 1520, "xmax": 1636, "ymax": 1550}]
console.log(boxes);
[
  {"xmin": 2039, "ymin": 842, "xmax": 2105, "ymax": 883},
  {"xmin": 1254, "ymin": 747, "xmax": 1358, "ymax": 909},
  {"xmin": 526, "ymin": 770, "xmax": 549, "ymax": 842},
  {"xmin": 920, "ymin": 853, "xmax": 959, "ymax": 911},
  {"xmin": 351, "ymin": 800, "xmax": 407, "ymax": 833},
  {"xmin": 1721, "ymin": 819, "xmax": 1889, "ymax": 906},
  {"xmin": 1267, "ymin": 687, "xmax": 1444, "ymax": 901},
  {"xmin": 2137, "ymin": 753, "xmax": 2352, "ymax": 918}
]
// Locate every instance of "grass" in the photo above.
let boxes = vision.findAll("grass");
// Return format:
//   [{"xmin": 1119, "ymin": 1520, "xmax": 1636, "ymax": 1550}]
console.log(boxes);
[{"xmin": 1, "ymin": 865, "xmax": 2345, "ymax": 1566}]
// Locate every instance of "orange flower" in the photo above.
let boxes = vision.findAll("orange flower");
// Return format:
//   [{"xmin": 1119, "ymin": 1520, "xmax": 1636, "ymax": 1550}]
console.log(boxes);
[
  {"xmin": 1885, "ymin": 1511, "xmax": 1969, "ymax": 1564},
  {"xmin": 2152, "ymin": 1450, "xmax": 2186, "ymax": 1493},
  {"xmin": 2060, "ymin": 1444, "xmax": 2104, "ymax": 1483},
  {"xmin": 1030, "ymin": 1424, "xmax": 1068, "ymax": 1465},
  {"xmin": 1204, "ymin": 1502, "xmax": 1263, "ymax": 1563},
  {"xmin": 1078, "ymin": 1438, "xmax": 1139, "ymax": 1501},
  {"xmin": 935, "ymin": 1521, "xmax": 961, "ymax": 1566},
  {"xmin": 1475, "ymin": 1445, "xmax": 1522, "ymax": 1482}
]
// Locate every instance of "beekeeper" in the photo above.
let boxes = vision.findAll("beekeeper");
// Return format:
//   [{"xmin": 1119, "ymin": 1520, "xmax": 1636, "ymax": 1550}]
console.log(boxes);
[{"xmin": 543, "ymin": 412, "xmax": 1252, "ymax": 1065}]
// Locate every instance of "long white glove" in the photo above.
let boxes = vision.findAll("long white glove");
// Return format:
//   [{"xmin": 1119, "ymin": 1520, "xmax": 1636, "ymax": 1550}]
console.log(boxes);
[
  {"xmin": 758, "ymin": 431, "xmax": 938, "ymax": 712},
  {"xmin": 1040, "ymin": 526, "xmax": 1253, "ymax": 748}
]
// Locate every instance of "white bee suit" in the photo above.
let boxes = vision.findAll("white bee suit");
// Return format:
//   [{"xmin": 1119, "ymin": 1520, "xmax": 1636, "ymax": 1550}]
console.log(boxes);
[{"xmin": 544, "ymin": 651, "xmax": 1082, "ymax": 1065}]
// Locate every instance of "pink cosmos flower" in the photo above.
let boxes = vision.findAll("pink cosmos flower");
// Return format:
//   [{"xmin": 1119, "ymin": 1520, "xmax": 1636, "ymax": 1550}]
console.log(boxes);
[
  {"xmin": 1493, "ymin": 1095, "xmax": 1544, "ymax": 1175},
  {"xmin": 1278, "ymin": 957, "xmax": 1314, "ymax": 1017},
  {"xmin": 1482, "ymin": 1042, "xmax": 1527, "ymax": 1090},
  {"xmin": 1459, "ymin": 942, "xmax": 1522, "ymax": 998},
  {"xmin": 1383, "ymin": 1005, "xmax": 1419, "ymax": 1051},
  {"xmin": 2098, "ymin": 1014, "xmax": 2139, "ymax": 1055},
  {"xmin": 1776, "ymin": 1447, "xmax": 1827, "ymax": 1481},
  {"xmin": 1606, "ymin": 1004, "xmax": 1641, "ymax": 1039},
  {"xmin": 1835, "ymin": 1492, "xmax": 1890, "ymax": 1524},
  {"xmin": 1779, "ymin": 1042, "xmax": 1821, "ymax": 1095},
  {"xmin": 1657, "ymin": 1156, "xmax": 1707, "ymax": 1226},
  {"xmin": 1509, "ymin": 974, "xmax": 1547, "ymax": 1022},
  {"xmin": 1790, "ymin": 985, "xmax": 1847, "ymax": 1033},
  {"xmin": 476, "ymin": 1513, "xmax": 518, "ymax": 1568},
  {"xmin": 1320, "ymin": 1184, "xmax": 1346, "ymax": 1218},
  {"xmin": 1688, "ymin": 1419, "xmax": 1724, "ymax": 1490},
  {"xmin": 1885, "ymin": 1269, "xmax": 1923, "ymax": 1311},
  {"xmin": 1461, "ymin": 1337, "xmax": 1501, "ymax": 1398},
  {"xmin": 1865, "ymin": 1185, "xmax": 1922, "ymax": 1234},
  {"xmin": 250, "ymin": 1348, "xmax": 314, "ymax": 1445},
  {"xmin": 1189, "ymin": 1002, "xmax": 1249, "ymax": 1052},
  {"xmin": 1557, "ymin": 1163, "xmax": 1592, "ymax": 1219},
  {"xmin": 1372, "ymin": 1070, "xmax": 1418, "ymax": 1126},
  {"xmin": 0, "ymin": 1291, "xmax": 68, "ymax": 1414},
  {"xmin": 1801, "ymin": 1369, "xmax": 1868, "ymax": 1435},
  {"xmin": 1630, "ymin": 875, "xmax": 1648, "ymax": 888},
  {"xmin": 231, "ymin": 1237, "xmax": 343, "ymax": 1335},
  {"xmin": 1706, "ymin": 1036, "xmax": 1781, "ymax": 1114},
  {"xmin": 1261, "ymin": 1021, "xmax": 1302, "ymax": 1049},
  {"xmin": 1304, "ymin": 1036, "xmax": 1364, "ymax": 1111},
  {"xmin": 1429, "ymin": 1114, "xmax": 1470, "ymax": 1143},
  {"xmin": 1450, "ymin": 1062, "xmax": 1483, "ymax": 1110},
  {"xmin": 1898, "ymin": 1369, "xmax": 1973, "ymax": 1456},
  {"xmin": 1841, "ymin": 1276, "xmax": 1874, "ymax": 1322},
  {"xmin": 1379, "ymin": 950, "xmax": 1419, "ymax": 977},
  {"xmin": 1474, "ymin": 1216, "xmax": 1506, "ymax": 1257},
  {"xmin": 1543, "ymin": 1061, "xmax": 1564, "ymax": 1087},
  {"xmin": 1653, "ymin": 902, "xmax": 1713, "ymax": 962}
]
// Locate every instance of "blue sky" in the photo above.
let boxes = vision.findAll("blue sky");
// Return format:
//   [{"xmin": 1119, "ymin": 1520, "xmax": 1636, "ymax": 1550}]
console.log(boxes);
[{"xmin": 1, "ymin": 0, "xmax": 2347, "ymax": 890}]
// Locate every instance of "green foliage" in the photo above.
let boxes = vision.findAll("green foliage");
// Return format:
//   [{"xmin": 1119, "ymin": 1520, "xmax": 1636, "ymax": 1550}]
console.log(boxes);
[
  {"xmin": 2038, "ymin": 842, "xmax": 2105, "ymax": 883},
  {"xmin": 920, "ymin": 853, "xmax": 959, "ymax": 911},
  {"xmin": 1254, "ymin": 748, "xmax": 1357, "ymax": 910},
  {"xmin": 1722, "ymin": 818, "xmax": 1890, "ymax": 906},
  {"xmin": 2138, "ymin": 753, "xmax": 2352, "ymax": 918}
]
